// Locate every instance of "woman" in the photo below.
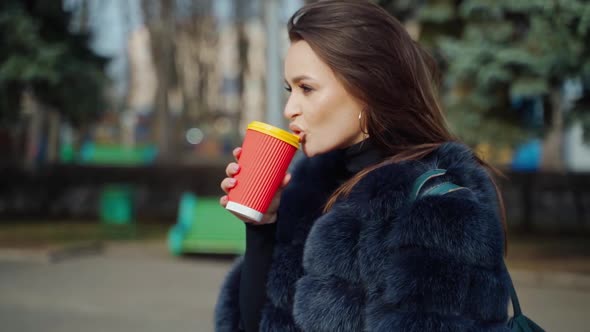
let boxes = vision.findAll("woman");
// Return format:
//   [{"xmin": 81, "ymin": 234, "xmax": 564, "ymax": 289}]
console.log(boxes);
[{"xmin": 215, "ymin": 1, "xmax": 510, "ymax": 331}]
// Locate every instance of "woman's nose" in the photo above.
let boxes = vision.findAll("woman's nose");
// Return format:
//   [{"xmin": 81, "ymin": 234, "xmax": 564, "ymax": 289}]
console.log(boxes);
[{"xmin": 283, "ymin": 96, "xmax": 301, "ymax": 120}]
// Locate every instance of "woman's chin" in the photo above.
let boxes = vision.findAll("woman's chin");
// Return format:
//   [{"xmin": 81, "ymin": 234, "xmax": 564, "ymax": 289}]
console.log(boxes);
[
  {"xmin": 301, "ymin": 143, "xmax": 315, "ymax": 157},
  {"xmin": 301, "ymin": 144, "xmax": 331, "ymax": 158}
]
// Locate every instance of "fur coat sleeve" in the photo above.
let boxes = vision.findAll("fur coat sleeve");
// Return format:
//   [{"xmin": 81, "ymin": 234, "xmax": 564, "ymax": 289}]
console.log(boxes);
[{"xmin": 293, "ymin": 144, "xmax": 510, "ymax": 331}]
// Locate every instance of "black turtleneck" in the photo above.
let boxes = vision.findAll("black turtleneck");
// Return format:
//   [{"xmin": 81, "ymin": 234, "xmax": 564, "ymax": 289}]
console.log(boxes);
[
  {"xmin": 343, "ymin": 138, "xmax": 386, "ymax": 178},
  {"xmin": 239, "ymin": 139, "xmax": 385, "ymax": 332}
]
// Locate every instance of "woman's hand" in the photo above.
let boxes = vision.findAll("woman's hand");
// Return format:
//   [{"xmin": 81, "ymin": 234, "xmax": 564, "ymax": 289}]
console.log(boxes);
[{"xmin": 220, "ymin": 147, "xmax": 292, "ymax": 225}]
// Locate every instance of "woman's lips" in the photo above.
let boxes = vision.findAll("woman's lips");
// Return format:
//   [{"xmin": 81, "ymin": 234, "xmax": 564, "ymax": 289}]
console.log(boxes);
[{"xmin": 289, "ymin": 124, "xmax": 305, "ymax": 142}]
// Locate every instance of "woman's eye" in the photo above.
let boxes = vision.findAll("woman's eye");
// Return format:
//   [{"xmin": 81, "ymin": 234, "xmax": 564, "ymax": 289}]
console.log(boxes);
[
  {"xmin": 284, "ymin": 85, "xmax": 292, "ymax": 92},
  {"xmin": 300, "ymin": 85, "xmax": 312, "ymax": 94}
]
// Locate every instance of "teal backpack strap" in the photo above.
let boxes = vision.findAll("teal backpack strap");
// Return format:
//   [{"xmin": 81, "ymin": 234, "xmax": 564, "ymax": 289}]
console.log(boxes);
[
  {"xmin": 421, "ymin": 182, "xmax": 464, "ymax": 198},
  {"xmin": 410, "ymin": 169, "xmax": 545, "ymax": 332},
  {"xmin": 507, "ymin": 269, "xmax": 522, "ymax": 317},
  {"xmin": 505, "ymin": 261, "xmax": 546, "ymax": 331},
  {"xmin": 409, "ymin": 169, "xmax": 447, "ymax": 202},
  {"xmin": 409, "ymin": 168, "xmax": 467, "ymax": 203}
]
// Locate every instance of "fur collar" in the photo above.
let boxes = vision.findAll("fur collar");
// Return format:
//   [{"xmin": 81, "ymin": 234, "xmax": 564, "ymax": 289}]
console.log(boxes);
[{"xmin": 281, "ymin": 141, "xmax": 499, "ymax": 239}]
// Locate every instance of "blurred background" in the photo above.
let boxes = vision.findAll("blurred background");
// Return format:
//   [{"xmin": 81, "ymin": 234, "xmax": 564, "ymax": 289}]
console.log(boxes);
[{"xmin": 0, "ymin": 0, "xmax": 588, "ymax": 331}]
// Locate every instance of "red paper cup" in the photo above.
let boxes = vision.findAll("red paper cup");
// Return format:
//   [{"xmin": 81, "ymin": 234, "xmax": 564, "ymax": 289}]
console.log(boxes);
[{"xmin": 226, "ymin": 121, "xmax": 299, "ymax": 222}]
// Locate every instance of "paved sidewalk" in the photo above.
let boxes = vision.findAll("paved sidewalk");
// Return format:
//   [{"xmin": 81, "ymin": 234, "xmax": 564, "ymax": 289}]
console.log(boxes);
[
  {"xmin": 0, "ymin": 241, "xmax": 588, "ymax": 332},
  {"xmin": 0, "ymin": 242, "xmax": 230, "ymax": 332}
]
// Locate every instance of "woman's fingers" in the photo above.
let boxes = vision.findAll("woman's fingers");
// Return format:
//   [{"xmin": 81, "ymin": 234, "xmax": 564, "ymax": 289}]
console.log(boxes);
[
  {"xmin": 220, "ymin": 195, "xmax": 228, "ymax": 207},
  {"xmin": 259, "ymin": 213, "xmax": 277, "ymax": 224},
  {"xmin": 225, "ymin": 162, "xmax": 240, "ymax": 177},
  {"xmin": 260, "ymin": 173, "xmax": 291, "ymax": 219},
  {"xmin": 266, "ymin": 191, "xmax": 282, "ymax": 215},
  {"xmin": 220, "ymin": 166, "xmax": 290, "ymax": 225},
  {"xmin": 220, "ymin": 177, "xmax": 237, "ymax": 193},
  {"xmin": 233, "ymin": 147, "xmax": 242, "ymax": 161},
  {"xmin": 281, "ymin": 173, "xmax": 292, "ymax": 188}
]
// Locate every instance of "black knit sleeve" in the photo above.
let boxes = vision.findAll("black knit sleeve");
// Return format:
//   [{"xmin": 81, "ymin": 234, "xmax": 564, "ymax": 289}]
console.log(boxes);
[{"xmin": 239, "ymin": 222, "xmax": 277, "ymax": 332}]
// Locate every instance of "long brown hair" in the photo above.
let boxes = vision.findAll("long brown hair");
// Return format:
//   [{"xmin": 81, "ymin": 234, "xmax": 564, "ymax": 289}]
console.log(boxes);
[{"xmin": 287, "ymin": 0, "xmax": 507, "ymax": 249}]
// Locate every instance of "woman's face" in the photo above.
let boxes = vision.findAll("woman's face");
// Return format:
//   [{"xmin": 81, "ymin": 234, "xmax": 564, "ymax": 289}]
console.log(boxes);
[{"xmin": 283, "ymin": 40, "xmax": 365, "ymax": 157}]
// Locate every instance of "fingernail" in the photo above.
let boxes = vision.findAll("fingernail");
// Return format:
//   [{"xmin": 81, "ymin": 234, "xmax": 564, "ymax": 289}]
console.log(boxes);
[
  {"xmin": 232, "ymin": 164, "xmax": 240, "ymax": 172},
  {"xmin": 229, "ymin": 178, "xmax": 236, "ymax": 185}
]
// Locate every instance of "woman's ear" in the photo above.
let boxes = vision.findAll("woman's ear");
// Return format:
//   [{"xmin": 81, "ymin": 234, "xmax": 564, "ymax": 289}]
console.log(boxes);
[{"xmin": 359, "ymin": 109, "xmax": 369, "ymax": 138}]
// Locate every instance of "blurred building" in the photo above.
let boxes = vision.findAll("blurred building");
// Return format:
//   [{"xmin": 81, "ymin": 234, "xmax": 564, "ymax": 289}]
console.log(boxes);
[{"xmin": 60, "ymin": 0, "xmax": 301, "ymax": 164}]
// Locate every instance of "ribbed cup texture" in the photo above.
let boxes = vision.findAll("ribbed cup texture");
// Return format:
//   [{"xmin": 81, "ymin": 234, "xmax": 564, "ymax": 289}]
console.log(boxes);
[{"xmin": 228, "ymin": 129, "xmax": 297, "ymax": 214}]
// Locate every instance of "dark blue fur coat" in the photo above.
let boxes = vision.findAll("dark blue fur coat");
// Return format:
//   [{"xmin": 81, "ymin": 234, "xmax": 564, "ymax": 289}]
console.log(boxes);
[{"xmin": 215, "ymin": 142, "xmax": 510, "ymax": 331}]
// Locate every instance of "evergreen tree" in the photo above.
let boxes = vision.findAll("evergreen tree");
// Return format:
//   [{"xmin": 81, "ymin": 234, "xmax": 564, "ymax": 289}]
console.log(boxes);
[
  {"xmin": 419, "ymin": 1, "xmax": 590, "ymax": 154},
  {"xmin": 376, "ymin": 0, "xmax": 425, "ymax": 22},
  {"xmin": 0, "ymin": 0, "xmax": 109, "ymax": 126},
  {"xmin": 379, "ymin": 0, "xmax": 590, "ymax": 168}
]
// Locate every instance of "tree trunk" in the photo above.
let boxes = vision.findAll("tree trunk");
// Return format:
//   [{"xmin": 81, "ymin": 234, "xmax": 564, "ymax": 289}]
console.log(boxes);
[
  {"xmin": 541, "ymin": 88, "xmax": 565, "ymax": 171},
  {"xmin": 22, "ymin": 90, "xmax": 42, "ymax": 171},
  {"xmin": 80, "ymin": 0, "xmax": 89, "ymax": 31},
  {"xmin": 236, "ymin": 22, "xmax": 248, "ymax": 138},
  {"xmin": 121, "ymin": 110, "xmax": 136, "ymax": 148},
  {"xmin": 142, "ymin": 0, "xmax": 175, "ymax": 163},
  {"xmin": 47, "ymin": 110, "xmax": 60, "ymax": 163}
]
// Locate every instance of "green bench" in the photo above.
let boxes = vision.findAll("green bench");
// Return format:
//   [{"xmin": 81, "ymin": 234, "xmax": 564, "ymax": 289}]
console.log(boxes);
[{"xmin": 168, "ymin": 192, "xmax": 245, "ymax": 255}]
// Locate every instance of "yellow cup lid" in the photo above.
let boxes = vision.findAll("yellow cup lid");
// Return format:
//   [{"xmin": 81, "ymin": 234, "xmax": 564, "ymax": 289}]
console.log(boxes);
[{"xmin": 247, "ymin": 121, "xmax": 300, "ymax": 148}]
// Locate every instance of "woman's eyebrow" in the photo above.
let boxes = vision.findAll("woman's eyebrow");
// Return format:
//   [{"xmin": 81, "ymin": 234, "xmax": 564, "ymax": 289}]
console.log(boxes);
[{"xmin": 284, "ymin": 75, "xmax": 313, "ymax": 84}]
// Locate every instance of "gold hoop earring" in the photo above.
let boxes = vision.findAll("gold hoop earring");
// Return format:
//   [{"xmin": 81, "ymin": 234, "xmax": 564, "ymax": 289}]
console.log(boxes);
[{"xmin": 359, "ymin": 113, "xmax": 369, "ymax": 139}]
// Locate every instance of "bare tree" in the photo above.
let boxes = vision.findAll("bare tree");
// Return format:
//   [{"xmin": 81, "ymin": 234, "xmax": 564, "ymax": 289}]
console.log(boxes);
[{"xmin": 141, "ymin": 0, "xmax": 176, "ymax": 162}]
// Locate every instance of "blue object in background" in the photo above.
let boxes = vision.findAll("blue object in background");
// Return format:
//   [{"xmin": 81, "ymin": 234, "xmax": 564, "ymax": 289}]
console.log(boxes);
[
  {"xmin": 100, "ymin": 185, "xmax": 134, "ymax": 225},
  {"xmin": 168, "ymin": 192, "xmax": 198, "ymax": 255},
  {"xmin": 79, "ymin": 142, "xmax": 157, "ymax": 165},
  {"xmin": 511, "ymin": 96, "xmax": 545, "ymax": 129},
  {"xmin": 511, "ymin": 139, "xmax": 542, "ymax": 171}
]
